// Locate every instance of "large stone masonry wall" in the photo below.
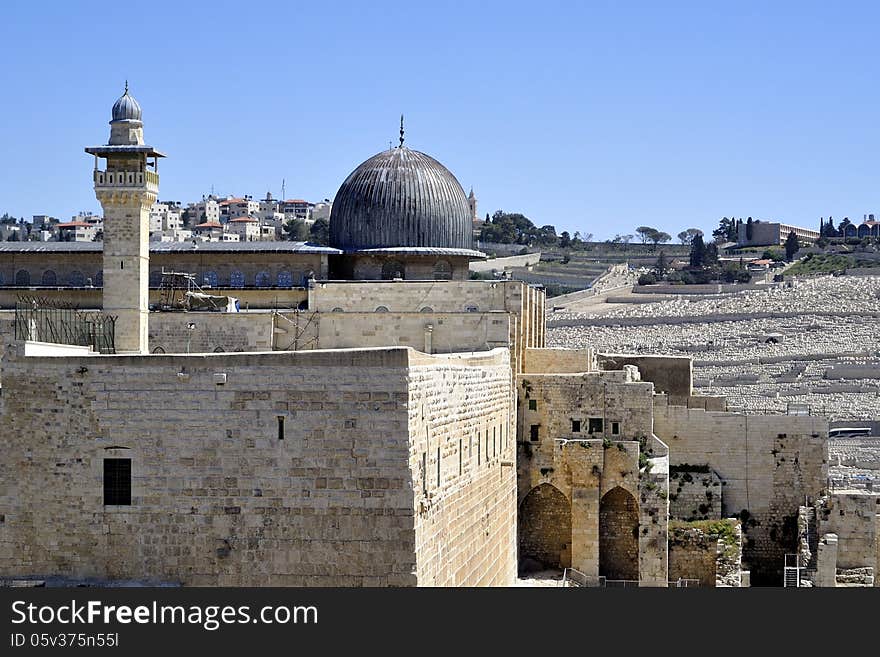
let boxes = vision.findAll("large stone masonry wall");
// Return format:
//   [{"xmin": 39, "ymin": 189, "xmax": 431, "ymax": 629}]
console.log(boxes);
[
  {"xmin": 523, "ymin": 347, "xmax": 596, "ymax": 374},
  {"xmin": 816, "ymin": 492, "xmax": 879, "ymax": 576},
  {"xmin": 669, "ymin": 468, "xmax": 723, "ymax": 521},
  {"xmin": 149, "ymin": 312, "xmax": 275, "ymax": 353},
  {"xmin": 285, "ymin": 311, "xmax": 513, "ymax": 356},
  {"xmin": 407, "ymin": 349, "xmax": 517, "ymax": 586},
  {"xmin": 653, "ymin": 399, "xmax": 828, "ymax": 584},
  {"xmin": 0, "ymin": 345, "xmax": 516, "ymax": 586}
]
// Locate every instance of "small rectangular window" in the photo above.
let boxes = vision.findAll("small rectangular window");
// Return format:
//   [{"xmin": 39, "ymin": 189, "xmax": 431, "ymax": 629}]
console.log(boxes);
[
  {"xmin": 459, "ymin": 440, "xmax": 463, "ymax": 476},
  {"xmin": 528, "ymin": 399, "xmax": 537, "ymax": 411},
  {"xmin": 277, "ymin": 415, "xmax": 285, "ymax": 440},
  {"xmin": 436, "ymin": 447, "xmax": 441, "ymax": 486},
  {"xmin": 612, "ymin": 422, "xmax": 620, "ymax": 435},
  {"xmin": 530, "ymin": 425, "xmax": 540, "ymax": 442},
  {"xmin": 422, "ymin": 452, "xmax": 427, "ymax": 492},
  {"xmin": 589, "ymin": 418, "xmax": 604, "ymax": 434},
  {"xmin": 571, "ymin": 419, "xmax": 581, "ymax": 433},
  {"xmin": 477, "ymin": 434, "xmax": 481, "ymax": 465},
  {"xmin": 104, "ymin": 458, "xmax": 131, "ymax": 506}
]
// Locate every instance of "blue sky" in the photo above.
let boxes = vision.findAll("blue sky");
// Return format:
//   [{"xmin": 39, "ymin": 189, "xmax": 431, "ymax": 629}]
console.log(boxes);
[{"xmin": 3, "ymin": 0, "xmax": 880, "ymax": 239}]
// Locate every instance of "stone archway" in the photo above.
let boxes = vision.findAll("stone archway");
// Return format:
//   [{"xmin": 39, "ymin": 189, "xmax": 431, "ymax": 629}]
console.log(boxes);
[
  {"xmin": 599, "ymin": 486, "xmax": 639, "ymax": 581},
  {"xmin": 518, "ymin": 483, "xmax": 571, "ymax": 573},
  {"xmin": 381, "ymin": 260, "xmax": 405, "ymax": 280}
]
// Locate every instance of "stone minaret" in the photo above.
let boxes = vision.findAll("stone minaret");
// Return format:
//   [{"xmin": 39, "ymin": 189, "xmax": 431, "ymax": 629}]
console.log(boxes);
[
  {"xmin": 467, "ymin": 188, "xmax": 478, "ymax": 222},
  {"xmin": 86, "ymin": 83, "xmax": 164, "ymax": 353}
]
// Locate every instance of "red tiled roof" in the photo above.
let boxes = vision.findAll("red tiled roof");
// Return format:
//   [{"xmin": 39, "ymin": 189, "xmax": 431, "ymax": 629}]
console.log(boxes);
[
  {"xmin": 58, "ymin": 221, "xmax": 93, "ymax": 228},
  {"xmin": 229, "ymin": 216, "xmax": 258, "ymax": 223},
  {"xmin": 196, "ymin": 222, "xmax": 223, "ymax": 228}
]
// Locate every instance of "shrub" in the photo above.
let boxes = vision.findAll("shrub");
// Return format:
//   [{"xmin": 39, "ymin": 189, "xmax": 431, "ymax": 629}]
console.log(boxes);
[{"xmin": 637, "ymin": 273, "xmax": 657, "ymax": 286}]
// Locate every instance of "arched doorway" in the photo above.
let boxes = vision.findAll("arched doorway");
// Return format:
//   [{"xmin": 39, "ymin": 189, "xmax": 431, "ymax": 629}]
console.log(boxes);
[
  {"xmin": 518, "ymin": 484, "xmax": 571, "ymax": 573},
  {"xmin": 381, "ymin": 260, "xmax": 405, "ymax": 280},
  {"xmin": 599, "ymin": 486, "xmax": 639, "ymax": 581}
]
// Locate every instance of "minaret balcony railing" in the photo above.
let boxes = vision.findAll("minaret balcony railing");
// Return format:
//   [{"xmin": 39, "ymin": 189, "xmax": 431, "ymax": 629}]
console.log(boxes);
[{"xmin": 94, "ymin": 169, "xmax": 159, "ymax": 193}]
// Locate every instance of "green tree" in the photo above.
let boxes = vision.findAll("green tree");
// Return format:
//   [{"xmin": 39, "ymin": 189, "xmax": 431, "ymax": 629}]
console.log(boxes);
[
  {"xmin": 784, "ymin": 231, "xmax": 800, "ymax": 261},
  {"xmin": 559, "ymin": 231, "xmax": 571, "ymax": 248},
  {"xmin": 689, "ymin": 233, "xmax": 707, "ymax": 267},
  {"xmin": 283, "ymin": 219, "xmax": 310, "ymax": 241},
  {"xmin": 309, "ymin": 218, "xmax": 330, "ymax": 245},
  {"xmin": 745, "ymin": 217, "xmax": 754, "ymax": 241},
  {"xmin": 678, "ymin": 228, "xmax": 704, "ymax": 245}
]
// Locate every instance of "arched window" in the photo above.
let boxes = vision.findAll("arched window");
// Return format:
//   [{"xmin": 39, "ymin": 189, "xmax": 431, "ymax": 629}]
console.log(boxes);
[
  {"xmin": 419, "ymin": 306, "xmax": 434, "ymax": 313},
  {"xmin": 14, "ymin": 270, "xmax": 30, "ymax": 286},
  {"xmin": 41, "ymin": 270, "xmax": 57, "ymax": 286},
  {"xmin": 277, "ymin": 270, "xmax": 293, "ymax": 287},
  {"xmin": 331, "ymin": 307, "xmax": 344, "ymax": 312},
  {"xmin": 229, "ymin": 270, "xmax": 245, "ymax": 288},
  {"xmin": 213, "ymin": 346, "xmax": 225, "ymax": 353},
  {"xmin": 375, "ymin": 306, "xmax": 389, "ymax": 312},
  {"xmin": 432, "ymin": 260, "xmax": 452, "ymax": 280},
  {"xmin": 203, "ymin": 271, "xmax": 218, "ymax": 288},
  {"xmin": 381, "ymin": 260, "xmax": 405, "ymax": 280},
  {"xmin": 151, "ymin": 346, "xmax": 166, "ymax": 354},
  {"xmin": 69, "ymin": 271, "xmax": 85, "ymax": 287},
  {"xmin": 255, "ymin": 271, "xmax": 271, "ymax": 288},
  {"xmin": 465, "ymin": 305, "xmax": 479, "ymax": 312}
]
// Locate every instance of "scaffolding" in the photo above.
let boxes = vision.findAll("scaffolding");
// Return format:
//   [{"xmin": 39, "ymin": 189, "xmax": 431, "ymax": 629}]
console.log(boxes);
[{"xmin": 156, "ymin": 268, "xmax": 237, "ymax": 312}]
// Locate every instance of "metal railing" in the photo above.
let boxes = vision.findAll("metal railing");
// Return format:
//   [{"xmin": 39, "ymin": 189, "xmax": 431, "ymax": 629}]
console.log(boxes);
[{"xmin": 14, "ymin": 296, "xmax": 116, "ymax": 354}]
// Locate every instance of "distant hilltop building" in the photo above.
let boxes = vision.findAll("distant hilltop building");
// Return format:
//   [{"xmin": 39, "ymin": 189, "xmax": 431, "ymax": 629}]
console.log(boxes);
[{"xmin": 736, "ymin": 220, "xmax": 819, "ymax": 247}]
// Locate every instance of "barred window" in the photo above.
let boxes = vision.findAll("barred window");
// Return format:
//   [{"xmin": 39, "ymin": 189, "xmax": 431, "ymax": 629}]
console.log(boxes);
[{"xmin": 104, "ymin": 458, "xmax": 131, "ymax": 505}]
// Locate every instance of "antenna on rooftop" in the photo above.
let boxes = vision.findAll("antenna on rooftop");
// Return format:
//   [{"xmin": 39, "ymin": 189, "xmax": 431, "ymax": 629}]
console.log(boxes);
[{"xmin": 281, "ymin": 178, "xmax": 286, "ymax": 201}]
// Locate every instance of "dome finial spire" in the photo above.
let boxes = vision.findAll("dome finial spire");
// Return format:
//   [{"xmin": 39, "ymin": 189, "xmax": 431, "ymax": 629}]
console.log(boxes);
[
  {"xmin": 124, "ymin": 79, "xmax": 129, "ymax": 94},
  {"xmin": 399, "ymin": 114, "xmax": 405, "ymax": 147}
]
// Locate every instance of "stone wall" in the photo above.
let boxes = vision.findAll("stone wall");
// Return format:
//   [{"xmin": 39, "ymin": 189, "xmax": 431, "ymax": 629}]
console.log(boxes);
[
  {"xmin": 408, "ymin": 350, "xmax": 517, "ymax": 586},
  {"xmin": 0, "ymin": 344, "xmax": 516, "ymax": 586},
  {"xmin": 669, "ymin": 468, "xmax": 722, "ymax": 521},
  {"xmin": 523, "ymin": 347, "xmax": 596, "ymax": 374},
  {"xmin": 816, "ymin": 492, "xmax": 879, "ymax": 573},
  {"xmin": 653, "ymin": 399, "xmax": 828, "ymax": 584},
  {"xmin": 149, "ymin": 312, "xmax": 275, "ymax": 353},
  {"xmin": 668, "ymin": 519, "xmax": 742, "ymax": 587},
  {"xmin": 598, "ymin": 353, "xmax": 693, "ymax": 405}
]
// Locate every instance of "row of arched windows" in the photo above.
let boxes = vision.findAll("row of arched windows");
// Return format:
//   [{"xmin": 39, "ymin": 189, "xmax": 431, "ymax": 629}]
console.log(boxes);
[
  {"xmin": 3, "ymin": 268, "xmax": 304, "ymax": 289},
  {"xmin": 4, "ymin": 270, "xmax": 100, "ymax": 287}
]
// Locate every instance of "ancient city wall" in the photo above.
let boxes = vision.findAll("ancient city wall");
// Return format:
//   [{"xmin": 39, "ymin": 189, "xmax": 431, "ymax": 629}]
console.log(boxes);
[
  {"xmin": 669, "ymin": 467, "xmax": 722, "ymax": 521},
  {"xmin": 653, "ymin": 399, "xmax": 828, "ymax": 584},
  {"xmin": 0, "ymin": 345, "xmax": 516, "ymax": 586},
  {"xmin": 407, "ymin": 349, "xmax": 517, "ymax": 586}
]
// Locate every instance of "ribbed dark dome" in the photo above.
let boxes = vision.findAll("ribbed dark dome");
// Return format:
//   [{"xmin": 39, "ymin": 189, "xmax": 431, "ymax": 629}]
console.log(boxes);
[
  {"xmin": 330, "ymin": 146, "xmax": 473, "ymax": 251},
  {"xmin": 111, "ymin": 86, "xmax": 142, "ymax": 123}
]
